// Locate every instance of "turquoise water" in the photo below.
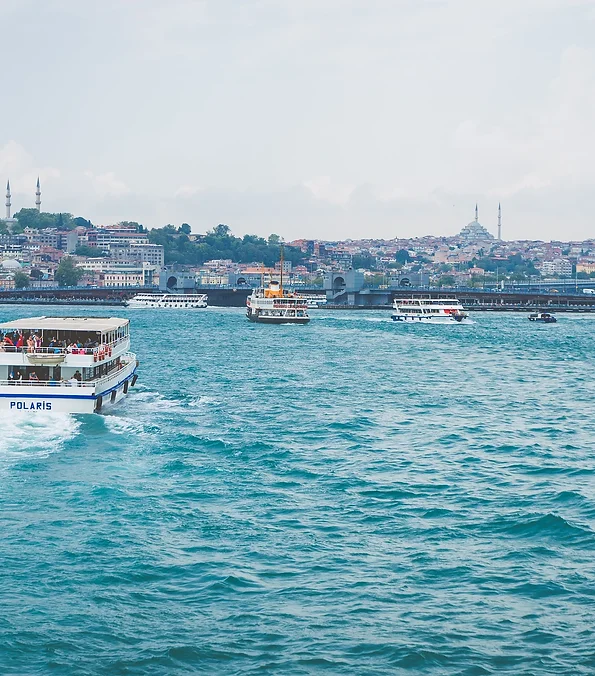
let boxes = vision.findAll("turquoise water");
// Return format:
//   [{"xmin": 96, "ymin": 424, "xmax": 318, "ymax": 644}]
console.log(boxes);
[{"xmin": 1, "ymin": 306, "xmax": 595, "ymax": 675}]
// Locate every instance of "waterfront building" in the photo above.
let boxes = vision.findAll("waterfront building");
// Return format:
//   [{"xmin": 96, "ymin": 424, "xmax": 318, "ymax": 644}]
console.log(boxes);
[
  {"xmin": 540, "ymin": 259, "xmax": 572, "ymax": 277},
  {"xmin": 87, "ymin": 228, "xmax": 149, "ymax": 249},
  {"xmin": 105, "ymin": 243, "xmax": 164, "ymax": 268},
  {"xmin": 576, "ymin": 258, "xmax": 595, "ymax": 275}
]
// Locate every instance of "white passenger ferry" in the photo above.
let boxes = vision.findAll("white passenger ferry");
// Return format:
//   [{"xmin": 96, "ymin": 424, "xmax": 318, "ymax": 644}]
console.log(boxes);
[
  {"xmin": 0, "ymin": 317, "xmax": 138, "ymax": 414},
  {"xmin": 297, "ymin": 293, "xmax": 328, "ymax": 308},
  {"xmin": 126, "ymin": 293, "xmax": 208, "ymax": 309},
  {"xmin": 246, "ymin": 281, "xmax": 310, "ymax": 324},
  {"xmin": 392, "ymin": 297, "xmax": 469, "ymax": 323}
]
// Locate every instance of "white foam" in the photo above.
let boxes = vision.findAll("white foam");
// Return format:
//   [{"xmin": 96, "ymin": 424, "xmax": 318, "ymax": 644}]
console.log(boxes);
[{"xmin": 0, "ymin": 413, "xmax": 81, "ymax": 466}]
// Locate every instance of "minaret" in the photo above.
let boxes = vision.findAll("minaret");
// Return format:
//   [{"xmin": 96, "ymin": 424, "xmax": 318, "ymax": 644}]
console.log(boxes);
[
  {"xmin": 35, "ymin": 177, "xmax": 41, "ymax": 212},
  {"xmin": 475, "ymin": 203, "xmax": 478, "ymax": 222},
  {"xmin": 5, "ymin": 180, "xmax": 11, "ymax": 219},
  {"xmin": 497, "ymin": 203, "xmax": 502, "ymax": 240}
]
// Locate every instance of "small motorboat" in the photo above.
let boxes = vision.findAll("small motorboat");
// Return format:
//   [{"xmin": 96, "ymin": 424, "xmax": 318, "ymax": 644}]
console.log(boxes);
[{"xmin": 528, "ymin": 312, "xmax": 557, "ymax": 323}]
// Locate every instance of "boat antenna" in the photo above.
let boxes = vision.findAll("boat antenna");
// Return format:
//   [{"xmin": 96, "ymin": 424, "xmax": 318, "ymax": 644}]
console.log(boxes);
[{"xmin": 280, "ymin": 245, "xmax": 284, "ymax": 294}]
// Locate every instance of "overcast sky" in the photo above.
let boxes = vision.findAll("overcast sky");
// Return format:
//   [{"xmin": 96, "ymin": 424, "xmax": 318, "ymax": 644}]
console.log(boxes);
[{"xmin": 1, "ymin": 0, "xmax": 594, "ymax": 241}]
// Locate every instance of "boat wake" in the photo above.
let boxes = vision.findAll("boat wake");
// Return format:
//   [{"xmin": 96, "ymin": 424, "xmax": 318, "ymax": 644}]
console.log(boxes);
[{"xmin": 0, "ymin": 412, "xmax": 81, "ymax": 467}]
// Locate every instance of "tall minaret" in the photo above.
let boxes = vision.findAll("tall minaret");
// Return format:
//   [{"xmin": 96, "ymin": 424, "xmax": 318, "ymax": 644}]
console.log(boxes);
[
  {"xmin": 5, "ymin": 180, "xmax": 11, "ymax": 219},
  {"xmin": 475, "ymin": 203, "xmax": 479, "ymax": 222},
  {"xmin": 35, "ymin": 177, "xmax": 41, "ymax": 212},
  {"xmin": 497, "ymin": 203, "xmax": 502, "ymax": 240}
]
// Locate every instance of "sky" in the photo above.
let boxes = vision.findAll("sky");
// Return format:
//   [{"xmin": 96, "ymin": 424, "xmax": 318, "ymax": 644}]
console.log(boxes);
[{"xmin": 1, "ymin": 0, "xmax": 594, "ymax": 241}]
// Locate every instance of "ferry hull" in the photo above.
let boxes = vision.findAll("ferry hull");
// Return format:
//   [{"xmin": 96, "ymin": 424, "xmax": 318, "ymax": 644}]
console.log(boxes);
[
  {"xmin": 247, "ymin": 313, "xmax": 310, "ymax": 324},
  {"xmin": 126, "ymin": 301, "xmax": 207, "ymax": 309},
  {"xmin": 0, "ymin": 364, "xmax": 138, "ymax": 415},
  {"xmin": 391, "ymin": 314, "xmax": 469, "ymax": 323}
]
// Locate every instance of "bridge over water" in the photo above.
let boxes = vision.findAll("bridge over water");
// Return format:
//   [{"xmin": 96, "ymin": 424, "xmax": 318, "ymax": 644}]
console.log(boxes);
[{"xmin": 2, "ymin": 284, "xmax": 595, "ymax": 312}]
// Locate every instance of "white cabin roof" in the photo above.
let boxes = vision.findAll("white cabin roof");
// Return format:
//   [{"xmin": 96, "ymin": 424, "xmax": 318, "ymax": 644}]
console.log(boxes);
[{"xmin": 0, "ymin": 316, "xmax": 129, "ymax": 332}]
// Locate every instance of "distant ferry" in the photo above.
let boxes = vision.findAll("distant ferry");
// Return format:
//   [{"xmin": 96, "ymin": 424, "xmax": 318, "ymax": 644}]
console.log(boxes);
[
  {"xmin": 392, "ymin": 297, "xmax": 469, "ymax": 323},
  {"xmin": 126, "ymin": 293, "xmax": 208, "ymax": 309},
  {"xmin": 0, "ymin": 316, "xmax": 138, "ymax": 414},
  {"xmin": 247, "ymin": 281, "xmax": 310, "ymax": 324},
  {"xmin": 297, "ymin": 294, "xmax": 327, "ymax": 308},
  {"xmin": 529, "ymin": 312, "xmax": 557, "ymax": 323}
]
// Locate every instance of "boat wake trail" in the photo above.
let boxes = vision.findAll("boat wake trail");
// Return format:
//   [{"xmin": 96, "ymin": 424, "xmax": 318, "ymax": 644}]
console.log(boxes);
[{"xmin": 0, "ymin": 413, "xmax": 81, "ymax": 467}]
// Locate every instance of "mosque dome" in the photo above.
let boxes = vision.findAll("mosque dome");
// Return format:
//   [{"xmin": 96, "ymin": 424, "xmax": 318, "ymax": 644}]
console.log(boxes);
[
  {"xmin": 1, "ymin": 259, "xmax": 22, "ymax": 270},
  {"xmin": 458, "ymin": 206, "xmax": 494, "ymax": 243}
]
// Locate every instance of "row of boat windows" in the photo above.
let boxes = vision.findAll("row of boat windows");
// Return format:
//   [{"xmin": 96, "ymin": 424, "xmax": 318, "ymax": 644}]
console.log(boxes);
[
  {"xmin": 258, "ymin": 310, "xmax": 307, "ymax": 317},
  {"xmin": 399, "ymin": 308, "xmax": 449, "ymax": 314}
]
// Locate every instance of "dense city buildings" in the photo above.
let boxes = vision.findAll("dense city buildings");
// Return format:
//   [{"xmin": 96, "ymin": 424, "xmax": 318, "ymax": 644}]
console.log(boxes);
[{"xmin": 1, "ymin": 190, "xmax": 594, "ymax": 290}]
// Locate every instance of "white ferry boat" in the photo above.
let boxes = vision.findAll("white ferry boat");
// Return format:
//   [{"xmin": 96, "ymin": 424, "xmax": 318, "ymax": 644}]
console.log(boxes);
[
  {"xmin": 246, "ymin": 281, "xmax": 310, "ymax": 324},
  {"xmin": 392, "ymin": 297, "xmax": 469, "ymax": 323},
  {"xmin": 297, "ymin": 293, "xmax": 327, "ymax": 308},
  {"xmin": 126, "ymin": 293, "xmax": 208, "ymax": 309},
  {"xmin": 0, "ymin": 316, "xmax": 138, "ymax": 414}
]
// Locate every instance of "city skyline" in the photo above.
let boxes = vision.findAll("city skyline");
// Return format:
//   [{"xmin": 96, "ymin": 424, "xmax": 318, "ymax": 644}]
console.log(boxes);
[{"xmin": 1, "ymin": 1, "xmax": 594, "ymax": 241}]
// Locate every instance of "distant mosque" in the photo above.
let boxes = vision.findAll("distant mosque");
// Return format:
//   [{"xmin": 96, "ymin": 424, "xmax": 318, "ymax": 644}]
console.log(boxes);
[
  {"xmin": 4, "ymin": 177, "xmax": 42, "ymax": 224},
  {"xmin": 458, "ymin": 203, "xmax": 502, "ymax": 243}
]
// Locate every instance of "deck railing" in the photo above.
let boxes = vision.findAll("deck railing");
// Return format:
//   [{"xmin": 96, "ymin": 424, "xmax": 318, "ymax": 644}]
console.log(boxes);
[
  {"xmin": 0, "ymin": 357, "xmax": 135, "ymax": 389},
  {"xmin": 0, "ymin": 334, "xmax": 129, "ymax": 358},
  {"xmin": 0, "ymin": 379, "xmax": 95, "ymax": 388}
]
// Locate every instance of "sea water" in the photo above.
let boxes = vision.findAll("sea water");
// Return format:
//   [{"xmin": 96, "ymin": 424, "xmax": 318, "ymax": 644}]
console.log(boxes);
[{"xmin": 1, "ymin": 306, "xmax": 595, "ymax": 675}]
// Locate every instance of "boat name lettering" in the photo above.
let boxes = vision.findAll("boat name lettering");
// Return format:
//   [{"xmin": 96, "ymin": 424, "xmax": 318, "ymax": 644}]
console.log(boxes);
[{"xmin": 10, "ymin": 401, "xmax": 52, "ymax": 411}]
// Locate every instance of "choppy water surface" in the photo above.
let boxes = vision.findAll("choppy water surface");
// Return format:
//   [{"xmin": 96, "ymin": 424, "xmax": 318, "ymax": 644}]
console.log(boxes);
[{"xmin": 1, "ymin": 306, "xmax": 595, "ymax": 675}]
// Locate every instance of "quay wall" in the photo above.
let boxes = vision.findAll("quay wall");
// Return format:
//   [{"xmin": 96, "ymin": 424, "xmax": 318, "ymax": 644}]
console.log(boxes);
[{"xmin": 2, "ymin": 286, "xmax": 595, "ymax": 311}]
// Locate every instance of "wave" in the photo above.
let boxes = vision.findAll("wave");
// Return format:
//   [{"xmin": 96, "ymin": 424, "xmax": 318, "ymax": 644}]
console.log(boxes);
[{"xmin": 0, "ymin": 412, "xmax": 80, "ymax": 467}]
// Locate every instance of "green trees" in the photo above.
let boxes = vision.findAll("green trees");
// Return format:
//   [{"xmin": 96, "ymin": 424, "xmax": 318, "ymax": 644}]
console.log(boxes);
[
  {"xmin": 437, "ymin": 275, "xmax": 456, "ymax": 287},
  {"xmin": 75, "ymin": 245, "xmax": 107, "ymax": 258},
  {"xmin": 472, "ymin": 253, "xmax": 538, "ymax": 280},
  {"xmin": 148, "ymin": 224, "xmax": 305, "ymax": 267},
  {"xmin": 55, "ymin": 256, "xmax": 83, "ymax": 287},
  {"xmin": 395, "ymin": 249, "xmax": 411, "ymax": 265},
  {"xmin": 14, "ymin": 208, "xmax": 75, "ymax": 230},
  {"xmin": 352, "ymin": 254, "xmax": 377, "ymax": 270},
  {"xmin": 13, "ymin": 271, "xmax": 30, "ymax": 288}
]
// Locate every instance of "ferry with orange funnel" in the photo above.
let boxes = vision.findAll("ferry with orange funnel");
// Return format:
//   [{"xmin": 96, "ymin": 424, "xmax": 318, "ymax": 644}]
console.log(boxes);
[{"xmin": 246, "ymin": 249, "xmax": 310, "ymax": 324}]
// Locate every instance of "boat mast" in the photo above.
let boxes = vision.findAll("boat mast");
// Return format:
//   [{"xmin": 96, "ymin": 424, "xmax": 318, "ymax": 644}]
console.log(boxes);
[{"xmin": 279, "ymin": 245, "xmax": 284, "ymax": 294}]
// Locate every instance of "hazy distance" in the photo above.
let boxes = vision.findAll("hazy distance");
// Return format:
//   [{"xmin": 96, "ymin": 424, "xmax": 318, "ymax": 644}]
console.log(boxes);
[{"xmin": 1, "ymin": 0, "xmax": 594, "ymax": 241}]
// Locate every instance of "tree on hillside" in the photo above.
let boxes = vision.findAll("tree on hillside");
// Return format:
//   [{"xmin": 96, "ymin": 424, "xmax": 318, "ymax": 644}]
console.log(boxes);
[
  {"xmin": 395, "ymin": 249, "xmax": 411, "ymax": 265},
  {"xmin": 437, "ymin": 275, "xmax": 456, "ymax": 287},
  {"xmin": 352, "ymin": 254, "xmax": 377, "ymax": 270},
  {"xmin": 13, "ymin": 271, "xmax": 30, "ymax": 289},
  {"xmin": 14, "ymin": 208, "xmax": 75, "ymax": 230},
  {"xmin": 55, "ymin": 256, "xmax": 83, "ymax": 287},
  {"xmin": 148, "ymin": 223, "xmax": 306, "ymax": 268},
  {"xmin": 179, "ymin": 223, "xmax": 191, "ymax": 235},
  {"xmin": 0, "ymin": 219, "xmax": 9, "ymax": 234},
  {"xmin": 73, "ymin": 217, "xmax": 93, "ymax": 228},
  {"xmin": 75, "ymin": 245, "xmax": 108, "ymax": 258}
]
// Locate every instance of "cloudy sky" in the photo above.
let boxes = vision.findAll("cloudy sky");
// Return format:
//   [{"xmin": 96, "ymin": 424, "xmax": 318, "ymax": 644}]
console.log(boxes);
[{"xmin": 1, "ymin": 0, "xmax": 594, "ymax": 241}]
